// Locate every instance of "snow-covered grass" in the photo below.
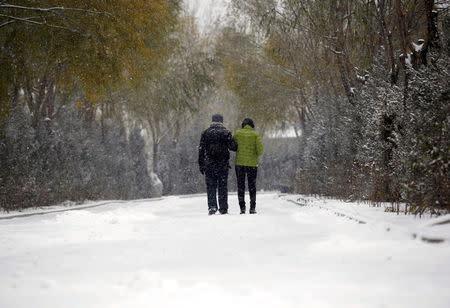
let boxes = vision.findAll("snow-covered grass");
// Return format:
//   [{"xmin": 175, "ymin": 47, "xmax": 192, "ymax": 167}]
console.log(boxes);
[
  {"xmin": 282, "ymin": 195, "xmax": 450, "ymax": 243},
  {"xmin": 1, "ymin": 193, "xmax": 449, "ymax": 308}
]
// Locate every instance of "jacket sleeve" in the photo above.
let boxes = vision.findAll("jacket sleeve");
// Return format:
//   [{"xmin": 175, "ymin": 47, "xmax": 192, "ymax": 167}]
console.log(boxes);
[
  {"xmin": 198, "ymin": 132, "xmax": 206, "ymax": 169},
  {"xmin": 255, "ymin": 133, "xmax": 264, "ymax": 157},
  {"xmin": 228, "ymin": 132, "xmax": 238, "ymax": 152}
]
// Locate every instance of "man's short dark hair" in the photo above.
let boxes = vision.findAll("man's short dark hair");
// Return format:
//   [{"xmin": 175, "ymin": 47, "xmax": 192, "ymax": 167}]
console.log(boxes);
[
  {"xmin": 241, "ymin": 118, "xmax": 255, "ymax": 128},
  {"xmin": 212, "ymin": 114, "xmax": 224, "ymax": 123}
]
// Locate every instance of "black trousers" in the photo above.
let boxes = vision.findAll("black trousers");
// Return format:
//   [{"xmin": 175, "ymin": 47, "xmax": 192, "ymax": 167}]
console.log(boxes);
[
  {"xmin": 235, "ymin": 165, "xmax": 258, "ymax": 210},
  {"xmin": 205, "ymin": 164, "xmax": 229, "ymax": 211}
]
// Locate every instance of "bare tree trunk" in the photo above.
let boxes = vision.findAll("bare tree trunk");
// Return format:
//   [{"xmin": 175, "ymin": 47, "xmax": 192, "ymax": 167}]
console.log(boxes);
[
  {"xmin": 25, "ymin": 76, "xmax": 34, "ymax": 115},
  {"xmin": 29, "ymin": 74, "xmax": 48, "ymax": 129},
  {"xmin": 377, "ymin": 0, "xmax": 398, "ymax": 84},
  {"xmin": 43, "ymin": 78, "xmax": 56, "ymax": 119},
  {"xmin": 0, "ymin": 82, "xmax": 19, "ymax": 135},
  {"xmin": 294, "ymin": 103, "xmax": 306, "ymax": 132},
  {"xmin": 336, "ymin": 53, "xmax": 355, "ymax": 104},
  {"xmin": 330, "ymin": 0, "xmax": 355, "ymax": 105},
  {"xmin": 395, "ymin": 0, "xmax": 408, "ymax": 67},
  {"xmin": 152, "ymin": 140, "xmax": 159, "ymax": 174},
  {"xmin": 421, "ymin": 0, "xmax": 441, "ymax": 66},
  {"xmin": 148, "ymin": 118, "xmax": 161, "ymax": 174},
  {"xmin": 425, "ymin": 0, "xmax": 440, "ymax": 51},
  {"xmin": 395, "ymin": 0, "xmax": 409, "ymax": 107},
  {"xmin": 100, "ymin": 102, "xmax": 106, "ymax": 141}
]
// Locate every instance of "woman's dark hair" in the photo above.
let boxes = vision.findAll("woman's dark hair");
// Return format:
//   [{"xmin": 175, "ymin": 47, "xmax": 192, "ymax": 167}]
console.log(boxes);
[{"xmin": 241, "ymin": 118, "xmax": 255, "ymax": 128}]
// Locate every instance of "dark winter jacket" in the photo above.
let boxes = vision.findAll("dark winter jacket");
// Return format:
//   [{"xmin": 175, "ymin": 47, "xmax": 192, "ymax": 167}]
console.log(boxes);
[{"xmin": 198, "ymin": 123, "xmax": 237, "ymax": 170}]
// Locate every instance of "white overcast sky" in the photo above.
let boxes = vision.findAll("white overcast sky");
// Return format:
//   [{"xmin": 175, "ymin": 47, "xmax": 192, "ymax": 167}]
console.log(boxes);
[{"xmin": 184, "ymin": 0, "xmax": 231, "ymax": 32}]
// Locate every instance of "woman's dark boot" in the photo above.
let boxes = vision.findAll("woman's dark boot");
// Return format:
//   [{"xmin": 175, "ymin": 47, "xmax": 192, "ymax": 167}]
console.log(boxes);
[
  {"xmin": 239, "ymin": 202, "xmax": 246, "ymax": 214},
  {"xmin": 249, "ymin": 202, "xmax": 256, "ymax": 214}
]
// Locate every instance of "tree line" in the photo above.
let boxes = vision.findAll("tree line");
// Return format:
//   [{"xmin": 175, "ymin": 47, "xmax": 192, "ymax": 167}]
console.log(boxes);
[
  {"xmin": 218, "ymin": 0, "xmax": 449, "ymax": 214},
  {"xmin": 1, "ymin": 1, "xmax": 448, "ymax": 215},
  {"xmin": 0, "ymin": 1, "xmax": 214, "ymax": 210}
]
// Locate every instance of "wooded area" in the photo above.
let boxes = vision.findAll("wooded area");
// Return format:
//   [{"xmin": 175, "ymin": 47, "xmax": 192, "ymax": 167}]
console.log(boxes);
[
  {"xmin": 1, "ymin": 0, "xmax": 448, "ymax": 214},
  {"xmin": 0, "ymin": 0, "xmax": 213, "ymax": 209},
  {"xmin": 221, "ymin": 0, "xmax": 449, "ymax": 214}
]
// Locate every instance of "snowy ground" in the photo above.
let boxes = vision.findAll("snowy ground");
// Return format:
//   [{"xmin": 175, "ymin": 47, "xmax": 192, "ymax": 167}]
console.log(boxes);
[{"xmin": 1, "ymin": 193, "xmax": 449, "ymax": 308}]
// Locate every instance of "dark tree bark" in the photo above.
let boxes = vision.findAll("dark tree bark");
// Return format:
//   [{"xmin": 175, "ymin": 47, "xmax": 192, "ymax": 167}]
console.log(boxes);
[
  {"xmin": 376, "ymin": 0, "xmax": 398, "ymax": 84},
  {"xmin": 425, "ymin": 0, "xmax": 440, "ymax": 51},
  {"xmin": 330, "ymin": 0, "xmax": 356, "ymax": 105}
]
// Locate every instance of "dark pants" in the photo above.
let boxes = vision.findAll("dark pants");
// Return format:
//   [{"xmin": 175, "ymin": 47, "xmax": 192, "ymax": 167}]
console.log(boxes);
[
  {"xmin": 235, "ymin": 165, "xmax": 258, "ymax": 210},
  {"xmin": 205, "ymin": 164, "xmax": 229, "ymax": 212}
]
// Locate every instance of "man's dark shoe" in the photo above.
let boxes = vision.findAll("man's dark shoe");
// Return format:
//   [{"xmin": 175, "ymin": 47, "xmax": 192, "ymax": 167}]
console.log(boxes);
[
  {"xmin": 208, "ymin": 209, "xmax": 217, "ymax": 215},
  {"xmin": 240, "ymin": 208, "xmax": 245, "ymax": 214},
  {"xmin": 249, "ymin": 208, "xmax": 257, "ymax": 214},
  {"xmin": 219, "ymin": 209, "xmax": 228, "ymax": 215}
]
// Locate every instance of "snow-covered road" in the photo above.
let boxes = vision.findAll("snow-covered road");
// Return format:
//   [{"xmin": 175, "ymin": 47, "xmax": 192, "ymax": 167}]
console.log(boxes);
[{"xmin": 1, "ymin": 193, "xmax": 449, "ymax": 308}]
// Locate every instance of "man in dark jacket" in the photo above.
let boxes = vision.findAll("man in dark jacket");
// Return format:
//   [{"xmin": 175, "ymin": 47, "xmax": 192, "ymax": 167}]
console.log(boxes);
[{"xmin": 198, "ymin": 114, "xmax": 237, "ymax": 215}]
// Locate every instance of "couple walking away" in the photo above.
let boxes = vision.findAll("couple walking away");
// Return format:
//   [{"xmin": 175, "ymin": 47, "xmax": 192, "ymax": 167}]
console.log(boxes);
[{"xmin": 198, "ymin": 114, "xmax": 264, "ymax": 215}]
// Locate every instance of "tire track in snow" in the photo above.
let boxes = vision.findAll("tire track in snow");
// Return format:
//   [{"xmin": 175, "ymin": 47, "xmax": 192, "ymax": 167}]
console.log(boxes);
[{"xmin": 0, "ymin": 198, "xmax": 164, "ymax": 221}]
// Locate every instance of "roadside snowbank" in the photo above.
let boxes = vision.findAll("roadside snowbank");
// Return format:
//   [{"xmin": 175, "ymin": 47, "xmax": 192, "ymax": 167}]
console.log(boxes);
[{"xmin": 282, "ymin": 195, "xmax": 450, "ymax": 243}]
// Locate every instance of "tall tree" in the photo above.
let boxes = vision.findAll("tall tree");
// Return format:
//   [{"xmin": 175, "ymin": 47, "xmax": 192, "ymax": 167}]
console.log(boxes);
[{"xmin": 0, "ymin": 0, "xmax": 180, "ymax": 131}]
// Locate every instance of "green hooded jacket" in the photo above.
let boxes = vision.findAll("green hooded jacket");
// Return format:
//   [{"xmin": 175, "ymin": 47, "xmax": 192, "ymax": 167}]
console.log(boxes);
[{"xmin": 233, "ymin": 125, "xmax": 264, "ymax": 167}]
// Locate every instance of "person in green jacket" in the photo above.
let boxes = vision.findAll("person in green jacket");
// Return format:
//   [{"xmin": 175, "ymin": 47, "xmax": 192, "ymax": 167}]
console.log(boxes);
[{"xmin": 233, "ymin": 118, "xmax": 264, "ymax": 214}]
